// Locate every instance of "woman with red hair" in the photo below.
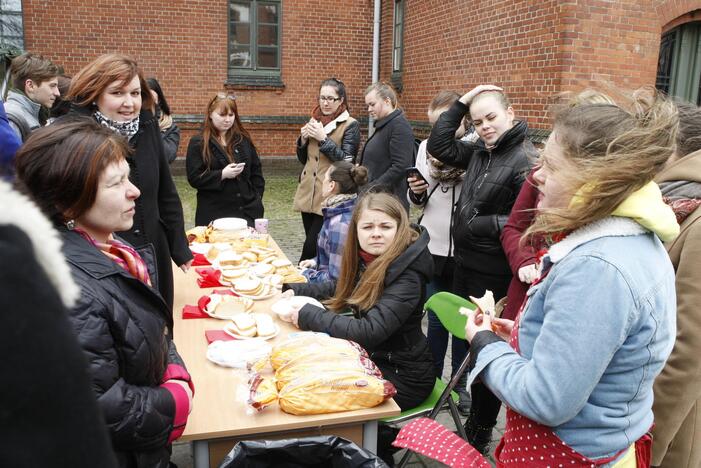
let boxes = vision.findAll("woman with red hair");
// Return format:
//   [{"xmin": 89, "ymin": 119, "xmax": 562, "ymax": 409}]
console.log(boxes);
[{"xmin": 186, "ymin": 92, "xmax": 265, "ymax": 226}]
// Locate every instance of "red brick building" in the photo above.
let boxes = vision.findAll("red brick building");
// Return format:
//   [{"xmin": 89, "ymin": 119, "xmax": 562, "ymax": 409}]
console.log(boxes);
[{"xmin": 3, "ymin": 0, "xmax": 700, "ymax": 157}]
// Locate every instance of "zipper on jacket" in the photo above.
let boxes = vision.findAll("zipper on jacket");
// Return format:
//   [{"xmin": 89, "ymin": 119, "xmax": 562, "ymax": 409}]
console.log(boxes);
[{"xmin": 457, "ymin": 152, "xmax": 492, "ymax": 223}]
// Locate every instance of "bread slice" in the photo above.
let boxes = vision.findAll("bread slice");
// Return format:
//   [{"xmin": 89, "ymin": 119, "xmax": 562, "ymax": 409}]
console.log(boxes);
[
  {"xmin": 254, "ymin": 314, "xmax": 276, "ymax": 338},
  {"xmin": 468, "ymin": 290, "xmax": 496, "ymax": 316},
  {"xmin": 230, "ymin": 313, "xmax": 256, "ymax": 337}
]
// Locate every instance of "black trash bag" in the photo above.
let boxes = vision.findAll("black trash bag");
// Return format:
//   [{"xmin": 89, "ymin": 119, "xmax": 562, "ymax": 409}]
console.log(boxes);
[{"xmin": 218, "ymin": 435, "xmax": 390, "ymax": 468}]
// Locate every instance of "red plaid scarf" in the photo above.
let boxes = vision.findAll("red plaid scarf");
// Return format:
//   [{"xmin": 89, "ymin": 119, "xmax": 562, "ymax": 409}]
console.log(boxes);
[{"xmin": 75, "ymin": 228, "xmax": 152, "ymax": 286}]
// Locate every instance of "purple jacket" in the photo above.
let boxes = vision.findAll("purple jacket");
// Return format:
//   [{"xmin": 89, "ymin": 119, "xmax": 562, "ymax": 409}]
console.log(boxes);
[{"xmin": 0, "ymin": 100, "xmax": 22, "ymax": 180}]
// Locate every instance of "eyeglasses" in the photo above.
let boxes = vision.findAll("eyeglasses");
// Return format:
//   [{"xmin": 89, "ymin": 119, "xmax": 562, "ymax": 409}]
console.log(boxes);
[
  {"xmin": 319, "ymin": 96, "xmax": 341, "ymax": 103},
  {"xmin": 216, "ymin": 92, "xmax": 236, "ymax": 100}
]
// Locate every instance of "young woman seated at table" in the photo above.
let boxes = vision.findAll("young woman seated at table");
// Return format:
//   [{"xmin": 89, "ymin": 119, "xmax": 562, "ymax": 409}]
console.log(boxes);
[
  {"xmin": 282, "ymin": 192, "xmax": 435, "ymax": 410},
  {"xmin": 462, "ymin": 88, "xmax": 679, "ymax": 466},
  {"xmin": 15, "ymin": 119, "xmax": 194, "ymax": 468},
  {"xmin": 299, "ymin": 161, "xmax": 368, "ymax": 283}
]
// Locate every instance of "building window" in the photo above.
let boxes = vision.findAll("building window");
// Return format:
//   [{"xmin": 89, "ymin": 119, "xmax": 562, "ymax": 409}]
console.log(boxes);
[
  {"xmin": 392, "ymin": 0, "xmax": 404, "ymax": 73},
  {"xmin": 228, "ymin": 0, "xmax": 282, "ymax": 87},
  {"xmin": 0, "ymin": 0, "xmax": 24, "ymax": 50},
  {"xmin": 655, "ymin": 21, "xmax": 701, "ymax": 104}
]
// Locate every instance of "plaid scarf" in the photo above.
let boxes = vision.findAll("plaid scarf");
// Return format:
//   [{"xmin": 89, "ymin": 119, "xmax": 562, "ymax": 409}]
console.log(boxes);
[
  {"xmin": 94, "ymin": 110, "xmax": 140, "ymax": 140},
  {"xmin": 663, "ymin": 197, "xmax": 701, "ymax": 224},
  {"xmin": 75, "ymin": 228, "xmax": 152, "ymax": 286}
]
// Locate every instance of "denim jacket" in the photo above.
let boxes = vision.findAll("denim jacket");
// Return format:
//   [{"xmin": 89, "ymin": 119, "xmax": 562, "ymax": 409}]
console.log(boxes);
[{"xmin": 469, "ymin": 217, "xmax": 676, "ymax": 462}]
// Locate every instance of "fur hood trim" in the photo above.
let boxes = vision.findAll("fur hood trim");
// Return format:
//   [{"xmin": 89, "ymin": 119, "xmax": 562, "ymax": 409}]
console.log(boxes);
[{"xmin": 0, "ymin": 181, "xmax": 80, "ymax": 308}]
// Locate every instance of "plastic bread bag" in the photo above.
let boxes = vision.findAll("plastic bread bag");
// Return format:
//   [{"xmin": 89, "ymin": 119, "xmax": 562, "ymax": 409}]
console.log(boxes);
[
  {"xmin": 270, "ymin": 333, "xmax": 367, "ymax": 370},
  {"xmin": 247, "ymin": 373, "xmax": 279, "ymax": 413},
  {"xmin": 206, "ymin": 339, "xmax": 272, "ymax": 369},
  {"xmin": 277, "ymin": 370, "xmax": 397, "ymax": 416},
  {"xmin": 275, "ymin": 352, "xmax": 383, "ymax": 391}
]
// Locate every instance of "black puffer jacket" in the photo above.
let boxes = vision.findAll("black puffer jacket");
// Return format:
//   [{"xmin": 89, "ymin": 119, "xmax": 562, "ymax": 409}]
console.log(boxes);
[
  {"xmin": 62, "ymin": 229, "xmax": 190, "ymax": 468},
  {"xmin": 287, "ymin": 226, "xmax": 436, "ymax": 410},
  {"xmin": 186, "ymin": 134, "xmax": 265, "ymax": 226},
  {"xmin": 427, "ymin": 101, "xmax": 536, "ymax": 274}
]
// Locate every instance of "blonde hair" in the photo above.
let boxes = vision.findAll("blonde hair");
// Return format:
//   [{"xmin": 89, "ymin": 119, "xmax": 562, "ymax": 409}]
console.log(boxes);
[
  {"xmin": 526, "ymin": 87, "xmax": 678, "ymax": 240},
  {"xmin": 365, "ymin": 82, "xmax": 398, "ymax": 109},
  {"xmin": 325, "ymin": 193, "xmax": 418, "ymax": 312}
]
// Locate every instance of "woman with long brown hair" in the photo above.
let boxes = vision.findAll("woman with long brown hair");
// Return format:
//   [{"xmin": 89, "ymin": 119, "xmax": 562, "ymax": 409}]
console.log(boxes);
[
  {"xmin": 66, "ymin": 53, "xmax": 192, "ymax": 317},
  {"xmin": 282, "ymin": 192, "xmax": 435, "ymax": 410},
  {"xmin": 186, "ymin": 92, "xmax": 264, "ymax": 226}
]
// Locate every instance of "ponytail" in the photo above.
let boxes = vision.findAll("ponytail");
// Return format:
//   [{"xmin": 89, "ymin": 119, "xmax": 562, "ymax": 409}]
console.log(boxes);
[{"xmin": 328, "ymin": 161, "xmax": 368, "ymax": 194}]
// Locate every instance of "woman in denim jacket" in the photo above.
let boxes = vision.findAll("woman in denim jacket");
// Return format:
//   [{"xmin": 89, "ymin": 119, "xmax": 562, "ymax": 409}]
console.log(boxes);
[{"xmin": 463, "ymin": 89, "xmax": 679, "ymax": 466}]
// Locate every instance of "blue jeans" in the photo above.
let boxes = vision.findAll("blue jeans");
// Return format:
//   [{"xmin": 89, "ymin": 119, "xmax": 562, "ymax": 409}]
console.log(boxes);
[{"xmin": 425, "ymin": 257, "xmax": 468, "ymax": 380}]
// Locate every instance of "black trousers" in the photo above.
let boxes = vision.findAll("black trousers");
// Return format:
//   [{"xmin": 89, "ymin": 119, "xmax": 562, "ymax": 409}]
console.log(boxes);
[
  {"xmin": 452, "ymin": 262, "xmax": 512, "ymax": 428},
  {"xmin": 299, "ymin": 212, "xmax": 324, "ymax": 263}
]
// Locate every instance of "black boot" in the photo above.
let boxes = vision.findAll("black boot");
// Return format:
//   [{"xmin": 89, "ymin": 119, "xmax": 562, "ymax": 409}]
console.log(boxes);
[{"xmin": 463, "ymin": 413, "xmax": 493, "ymax": 455}]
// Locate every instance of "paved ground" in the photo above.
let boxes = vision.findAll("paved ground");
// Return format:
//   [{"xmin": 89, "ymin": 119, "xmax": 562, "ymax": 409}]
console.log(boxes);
[{"xmin": 171, "ymin": 159, "xmax": 505, "ymax": 466}]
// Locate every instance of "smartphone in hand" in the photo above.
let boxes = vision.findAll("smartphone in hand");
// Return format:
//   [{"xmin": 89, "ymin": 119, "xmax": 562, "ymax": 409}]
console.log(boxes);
[{"xmin": 406, "ymin": 166, "xmax": 428, "ymax": 185}]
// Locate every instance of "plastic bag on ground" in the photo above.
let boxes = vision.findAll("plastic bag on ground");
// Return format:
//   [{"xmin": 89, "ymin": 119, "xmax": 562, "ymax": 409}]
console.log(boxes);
[{"xmin": 218, "ymin": 435, "xmax": 389, "ymax": 468}]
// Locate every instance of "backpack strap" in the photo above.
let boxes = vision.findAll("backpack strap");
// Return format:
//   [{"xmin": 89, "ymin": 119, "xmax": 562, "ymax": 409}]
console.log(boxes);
[{"xmin": 6, "ymin": 112, "xmax": 30, "ymax": 142}]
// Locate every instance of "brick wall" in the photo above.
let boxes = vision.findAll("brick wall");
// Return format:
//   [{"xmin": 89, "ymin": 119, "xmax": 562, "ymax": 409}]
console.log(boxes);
[
  {"xmin": 22, "ymin": 0, "xmax": 374, "ymax": 158},
  {"xmin": 379, "ymin": 0, "xmax": 693, "ymax": 131},
  {"xmin": 20, "ymin": 0, "xmax": 700, "ymax": 155}
]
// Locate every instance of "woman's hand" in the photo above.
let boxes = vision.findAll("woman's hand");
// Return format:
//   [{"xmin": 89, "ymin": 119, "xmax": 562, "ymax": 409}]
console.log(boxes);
[
  {"xmin": 166, "ymin": 379, "xmax": 194, "ymax": 414},
  {"xmin": 459, "ymin": 84, "xmax": 503, "ymax": 106},
  {"xmin": 299, "ymin": 259, "xmax": 316, "ymax": 269},
  {"xmin": 280, "ymin": 289, "xmax": 295, "ymax": 299},
  {"xmin": 300, "ymin": 124, "xmax": 310, "ymax": 145},
  {"xmin": 288, "ymin": 308, "xmax": 301, "ymax": 328},
  {"xmin": 491, "ymin": 317, "xmax": 515, "ymax": 341},
  {"xmin": 221, "ymin": 163, "xmax": 245, "ymax": 180},
  {"xmin": 307, "ymin": 119, "xmax": 326, "ymax": 142},
  {"xmin": 463, "ymin": 307, "xmax": 494, "ymax": 342},
  {"xmin": 518, "ymin": 263, "xmax": 539, "ymax": 284},
  {"xmin": 179, "ymin": 259, "xmax": 193, "ymax": 273},
  {"xmin": 408, "ymin": 176, "xmax": 429, "ymax": 195}
]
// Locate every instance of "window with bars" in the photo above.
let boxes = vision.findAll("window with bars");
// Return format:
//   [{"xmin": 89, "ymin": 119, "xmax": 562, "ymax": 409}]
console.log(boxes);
[
  {"xmin": 228, "ymin": 0, "xmax": 282, "ymax": 86},
  {"xmin": 655, "ymin": 21, "xmax": 701, "ymax": 105},
  {"xmin": 0, "ymin": 0, "xmax": 23, "ymax": 50},
  {"xmin": 392, "ymin": 0, "xmax": 404, "ymax": 73}
]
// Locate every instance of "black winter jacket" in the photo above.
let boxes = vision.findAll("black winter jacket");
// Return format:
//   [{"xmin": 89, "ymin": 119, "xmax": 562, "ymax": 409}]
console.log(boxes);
[
  {"xmin": 427, "ymin": 101, "xmax": 536, "ymax": 274},
  {"xmin": 0, "ymin": 214, "xmax": 117, "ymax": 468},
  {"xmin": 62, "ymin": 230, "xmax": 189, "ymax": 468},
  {"xmin": 286, "ymin": 226, "xmax": 436, "ymax": 410},
  {"xmin": 66, "ymin": 106, "xmax": 193, "ymax": 313},
  {"xmin": 186, "ymin": 135, "xmax": 265, "ymax": 227},
  {"xmin": 357, "ymin": 109, "xmax": 414, "ymax": 210}
]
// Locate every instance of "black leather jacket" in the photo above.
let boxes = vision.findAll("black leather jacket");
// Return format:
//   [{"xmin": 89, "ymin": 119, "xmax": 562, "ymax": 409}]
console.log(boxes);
[{"xmin": 427, "ymin": 101, "xmax": 536, "ymax": 274}]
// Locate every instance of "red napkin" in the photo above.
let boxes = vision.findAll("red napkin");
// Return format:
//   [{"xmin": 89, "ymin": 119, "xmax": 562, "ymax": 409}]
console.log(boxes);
[
  {"xmin": 182, "ymin": 289, "xmax": 237, "ymax": 319},
  {"xmin": 205, "ymin": 330, "xmax": 237, "ymax": 344},
  {"xmin": 196, "ymin": 267, "xmax": 224, "ymax": 288},
  {"xmin": 392, "ymin": 417, "xmax": 490, "ymax": 468},
  {"xmin": 182, "ymin": 304, "xmax": 208, "ymax": 319},
  {"xmin": 191, "ymin": 252, "xmax": 211, "ymax": 266}
]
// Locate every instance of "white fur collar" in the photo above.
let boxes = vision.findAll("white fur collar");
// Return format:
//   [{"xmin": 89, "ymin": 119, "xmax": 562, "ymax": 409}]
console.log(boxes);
[
  {"xmin": 323, "ymin": 110, "xmax": 351, "ymax": 134},
  {"xmin": 547, "ymin": 216, "xmax": 648, "ymax": 264},
  {"xmin": 0, "ymin": 181, "xmax": 80, "ymax": 308}
]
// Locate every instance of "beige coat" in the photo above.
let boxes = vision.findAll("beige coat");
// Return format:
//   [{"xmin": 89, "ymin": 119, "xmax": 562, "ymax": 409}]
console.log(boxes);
[
  {"xmin": 651, "ymin": 150, "xmax": 701, "ymax": 468},
  {"xmin": 293, "ymin": 112, "xmax": 356, "ymax": 215}
]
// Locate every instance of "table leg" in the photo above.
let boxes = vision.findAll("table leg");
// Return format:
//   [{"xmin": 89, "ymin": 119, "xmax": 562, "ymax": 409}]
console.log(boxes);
[
  {"xmin": 362, "ymin": 420, "xmax": 378, "ymax": 453},
  {"xmin": 193, "ymin": 440, "xmax": 210, "ymax": 468}
]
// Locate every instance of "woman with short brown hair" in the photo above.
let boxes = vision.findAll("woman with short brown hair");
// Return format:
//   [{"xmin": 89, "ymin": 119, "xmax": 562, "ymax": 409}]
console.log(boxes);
[{"xmin": 67, "ymin": 53, "xmax": 192, "ymax": 316}]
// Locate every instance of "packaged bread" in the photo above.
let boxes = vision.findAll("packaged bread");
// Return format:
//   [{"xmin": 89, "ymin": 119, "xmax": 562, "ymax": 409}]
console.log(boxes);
[
  {"xmin": 278, "ymin": 370, "xmax": 396, "ymax": 415},
  {"xmin": 274, "ymin": 352, "xmax": 383, "ymax": 390},
  {"xmin": 248, "ymin": 373, "xmax": 278, "ymax": 412},
  {"xmin": 270, "ymin": 333, "xmax": 367, "ymax": 370}
]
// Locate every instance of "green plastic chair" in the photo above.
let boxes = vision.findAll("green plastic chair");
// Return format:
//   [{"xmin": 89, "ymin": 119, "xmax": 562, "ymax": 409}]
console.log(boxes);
[{"xmin": 382, "ymin": 292, "xmax": 476, "ymax": 467}]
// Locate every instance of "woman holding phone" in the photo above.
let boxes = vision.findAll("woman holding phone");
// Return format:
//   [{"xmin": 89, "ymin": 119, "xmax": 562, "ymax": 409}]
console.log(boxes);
[{"xmin": 186, "ymin": 92, "xmax": 265, "ymax": 226}]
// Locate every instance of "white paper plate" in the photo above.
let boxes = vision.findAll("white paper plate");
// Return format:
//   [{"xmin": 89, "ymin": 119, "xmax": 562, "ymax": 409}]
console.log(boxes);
[
  {"xmin": 189, "ymin": 242, "xmax": 212, "ymax": 255},
  {"xmin": 204, "ymin": 295, "xmax": 254, "ymax": 320},
  {"xmin": 231, "ymin": 285, "xmax": 278, "ymax": 301}
]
